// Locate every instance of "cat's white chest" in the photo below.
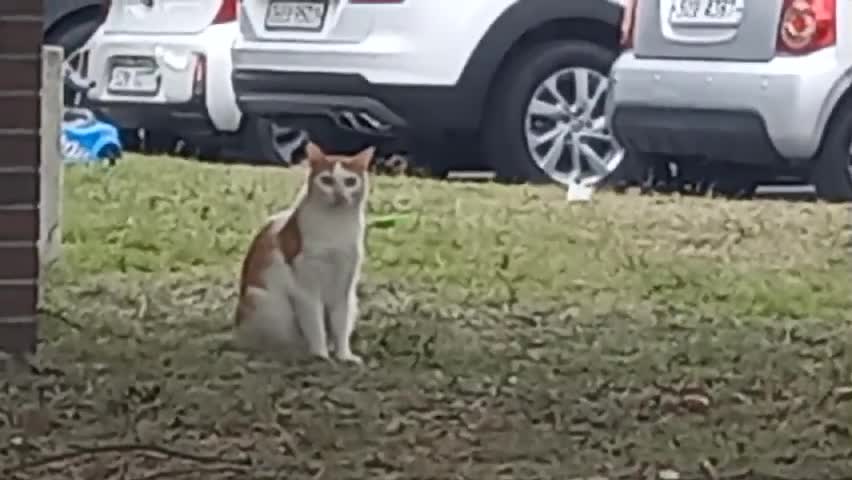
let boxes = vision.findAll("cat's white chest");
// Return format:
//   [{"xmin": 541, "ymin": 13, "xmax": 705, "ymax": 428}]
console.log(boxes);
[
  {"xmin": 293, "ymin": 207, "xmax": 363, "ymax": 302},
  {"xmin": 296, "ymin": 243, "xmax": 359, "ymax": 302}
]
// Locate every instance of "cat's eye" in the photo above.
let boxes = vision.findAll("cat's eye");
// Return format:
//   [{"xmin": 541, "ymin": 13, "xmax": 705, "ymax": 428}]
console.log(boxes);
[
  {"xmin": 318, "ymin": 175, "xmax": 334, "ymax": 186},
  {"xmin": 343, "ymin": 177, "xmax": 358, "ymax": 188}
]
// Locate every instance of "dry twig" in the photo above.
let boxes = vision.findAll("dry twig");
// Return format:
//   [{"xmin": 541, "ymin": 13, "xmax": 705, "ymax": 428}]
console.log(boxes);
[{"xmin": 2, "ymin": 442, "xmax": 249, "ymax": 475}]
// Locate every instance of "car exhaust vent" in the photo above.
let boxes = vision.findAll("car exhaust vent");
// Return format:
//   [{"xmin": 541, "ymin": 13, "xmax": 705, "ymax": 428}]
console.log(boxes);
[
  {"xmin": 331, "ymin": 110, "xmax": 393, "ymax": 136},
  {"xmin": 357, "ymin": 111, "xmax": 391, "ymax": 132},
  {"xmin": 338, "ymin": 110, "xmax": 360, "ymax": 131}
]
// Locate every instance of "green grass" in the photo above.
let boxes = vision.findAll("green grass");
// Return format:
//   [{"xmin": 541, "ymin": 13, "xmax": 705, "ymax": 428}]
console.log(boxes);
[{"xmin": 2, "ymin": 155, "xmax": 851, "ymax": 480}]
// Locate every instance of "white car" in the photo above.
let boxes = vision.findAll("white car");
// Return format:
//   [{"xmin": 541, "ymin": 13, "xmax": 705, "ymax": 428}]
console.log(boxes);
[
  {"xmin": 607, "ymin": 0, "xmax": 851, "ymax": 201},
  {"xmin": 81, "ymin": 0, "xmax": 303, "ymax": 163},
  {"xmin": 232, "ymin": 0, "xmax": 627, "ymax": 184}
]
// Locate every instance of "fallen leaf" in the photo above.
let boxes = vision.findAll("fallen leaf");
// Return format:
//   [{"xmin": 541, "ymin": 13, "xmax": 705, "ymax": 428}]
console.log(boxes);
[
  {"xmin": 385, "ymin": 416, "xmax": 405, "ymax": 434},
  {"xmin": 659, "ymin": 469, "xmax": 680, "ymax": 480},
  {"xmin": 834, "ymin": 386, "xmax": 852, "ymax": 402},
  {"xmin": 699, "ymin": 459, "xmax": 719, "ymax": 480},
  {"xmin": 681, "ymin": 393, "xmax": 711, "ymax": 413}
]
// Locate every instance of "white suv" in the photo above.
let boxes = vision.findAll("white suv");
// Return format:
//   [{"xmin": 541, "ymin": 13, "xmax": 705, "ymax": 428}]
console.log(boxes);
[
  {"xmin": 232, "ymin": 0, "xmax": 627, "ymax": 185},
  {"xmin": 82, "ymin": 0, "xmax": 303, "ymax": 163},
  {"xmin": 608, "ymin": 0, "xmax": 852, "ymax": 201}
]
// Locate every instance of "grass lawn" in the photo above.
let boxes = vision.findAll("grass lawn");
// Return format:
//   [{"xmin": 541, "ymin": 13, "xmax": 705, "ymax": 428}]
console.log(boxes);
[{"xmin": 2, "ymin": 155, "xmax": 851, "ymax": 480}]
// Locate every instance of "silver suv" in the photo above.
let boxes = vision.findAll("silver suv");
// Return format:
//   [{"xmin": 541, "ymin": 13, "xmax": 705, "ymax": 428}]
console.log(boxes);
[{"xmin": 607, "ymin": 0, "xmax": 851, "ymax": 201}]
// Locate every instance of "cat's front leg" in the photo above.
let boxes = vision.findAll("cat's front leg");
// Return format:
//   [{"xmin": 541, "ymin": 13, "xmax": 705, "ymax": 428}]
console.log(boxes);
[
  {"xmin": 327, "ymin": 290, "xmax": 362, "ymax": 365},
  {"xmin": 291, "ymin": 290, "xmax": 330, "ymax": 360}
]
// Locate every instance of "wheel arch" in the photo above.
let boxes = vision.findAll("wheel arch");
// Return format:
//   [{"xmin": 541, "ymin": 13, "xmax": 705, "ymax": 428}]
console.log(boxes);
[
  {"xmin": 44, "ymin": 0, "xmax": 103, "ymax": 40},
  {"xmin": 813, "ymin": 69, "xmax": 852, "ymax": 160},
  {"xmin": 455, "ymin": 0, "xmax": 624, "ymax": 131}
]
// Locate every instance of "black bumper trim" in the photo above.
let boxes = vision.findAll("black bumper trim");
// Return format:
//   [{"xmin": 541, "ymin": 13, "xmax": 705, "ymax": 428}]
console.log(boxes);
[
  {"xmin": 612, "ymin": 106, "xmax": 789, "ymax": 167},
  {"xmin": 86, "ymin": 98, "xmax": 219, "ymax": 138},
  {"xmin": 233, "ymin": 70, "xmax": 467, "ymax": 133},
  {"xmin": 238, "ymin": 92, "xmax": 407, "ymax": 130}
]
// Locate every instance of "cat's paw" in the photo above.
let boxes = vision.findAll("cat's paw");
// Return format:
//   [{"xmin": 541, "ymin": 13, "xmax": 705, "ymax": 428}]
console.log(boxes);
[
  {"xmin": 308, "ymin": 349, "xmax": 332, "ymax": 362},
  {"xmin": 336, "ymin": 352, "xmax": 363, "ymax": 366}
]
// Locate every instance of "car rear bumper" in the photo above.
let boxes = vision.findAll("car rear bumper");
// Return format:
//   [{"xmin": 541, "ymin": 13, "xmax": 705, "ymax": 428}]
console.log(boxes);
[
  {"xmin": 607, "ymin": 49, "xmax": 844, "ymax": 162},
  {"xmin": 232, "ymin": 69, "xmax": 466, "ymax": 153},
  {"xmin": 84, "ymin": 24, "xmax": 242, "ymax": 132}
]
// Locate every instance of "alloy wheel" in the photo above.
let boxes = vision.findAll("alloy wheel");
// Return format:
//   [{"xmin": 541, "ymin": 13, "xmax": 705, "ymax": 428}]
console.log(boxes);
[{"xmin": 524, "ymin": 67, "xmax": 624, "ymax": 186}]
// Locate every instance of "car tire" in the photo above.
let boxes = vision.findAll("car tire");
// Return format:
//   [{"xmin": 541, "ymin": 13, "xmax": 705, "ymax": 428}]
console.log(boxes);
[
  {"xmin": 811, "ymin": 102, "xmax": 852, "ymax": 202},
  {"xmin": 152, "ymin": 132, "xmax": 180, "ymax": 154},
  {"xmin": 482, "ymin": 40, "xmax": 619, "ymax": 183},
  {"xmin": 241, "ymin": 116, "xmax": 307, "ymax": 165},
  {"xmin": 192, "ymin": 117, "xmax": 307, "ymax": 166},
  {"xmin": 45, "ymin": 14, "xmax": 101, "ymax": 62},
  {"xmin": 44, "ymin": 14, "xmax": 101, "ymax": 106}
]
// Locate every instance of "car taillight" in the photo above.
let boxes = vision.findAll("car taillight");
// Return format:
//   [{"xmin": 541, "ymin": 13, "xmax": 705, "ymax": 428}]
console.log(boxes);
[
  {"xmin": 193, "ymin": 54, "xmax": 206, "ymax": 96},
  {"xmin": 212, "ymin": 0, "xmax": 238, "ymax": 24},
  {"xmin": 99, "ymin": 0, "xmax": 112, "ymax": 20},
  {"xmin": 621, "ymin": 1, "xmax": 636, "ymax": 49},
  {"xmin": 777, "ymin": 0, "xmax": 835, "ymax": 54}
]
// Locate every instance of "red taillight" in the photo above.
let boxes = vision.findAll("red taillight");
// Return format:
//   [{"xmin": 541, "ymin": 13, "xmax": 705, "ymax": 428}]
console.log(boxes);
[
  {"xmin": 99, "ymin": 0, "xmax": 112, "ymax": 20},
  {"xmin": 212, "ymin": 0, "xmax": 238, "ymax": 24},
  {"xmin": 621, "ymin": 1, "xmax": 636, "ymax": 49},
  {"xmin": 193, "ymin": 54, "xmax": 206, "ymax": 96},
  {"xmin": 777, "ymin": 0, "xmax": 836, "ymax": 54}
]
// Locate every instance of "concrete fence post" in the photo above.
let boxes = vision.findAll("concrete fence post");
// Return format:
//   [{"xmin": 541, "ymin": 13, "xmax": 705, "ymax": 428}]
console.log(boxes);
[{"xmin": 38, "ymin": 45, "xmax": 63, "ymax": 276}]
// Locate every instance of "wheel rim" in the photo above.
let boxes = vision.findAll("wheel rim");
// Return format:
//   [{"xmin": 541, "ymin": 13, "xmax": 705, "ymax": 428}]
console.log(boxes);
[
  {"xmin": 63, "ymin": 48, "xmax": 85, "ymax": 107},
  {"xmin": 269, "ymin": 123, "xmax": 308, "ymax": 165},
  {"xmin": 847, "ymin": 141, "xmax": 852, "ymax": 180},
  {"xmin": 524, "ymin": 67, "xmax": 623, "ymax": 186}
]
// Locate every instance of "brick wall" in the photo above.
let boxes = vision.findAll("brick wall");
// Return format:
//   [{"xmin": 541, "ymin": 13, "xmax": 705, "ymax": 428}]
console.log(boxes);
[{"xmin": 0, "ymin": 2, "xmax": 43, "ymax": 354}]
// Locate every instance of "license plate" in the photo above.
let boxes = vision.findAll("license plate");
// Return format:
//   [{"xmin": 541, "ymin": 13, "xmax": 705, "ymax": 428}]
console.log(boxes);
[
  {"xmin": 265, "ymin": 0, "xmax": 327, "ymax": 30},
  {"xmin": 668, "ymin": 0, "xmax": 744, "ymax": 26},
  {"xmin": 108, "ymin": 66, "xmax": 159, "ymax": 94}
]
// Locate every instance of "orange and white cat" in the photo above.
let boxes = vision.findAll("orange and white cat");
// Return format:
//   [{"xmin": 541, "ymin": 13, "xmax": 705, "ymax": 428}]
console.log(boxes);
[{"xmin": 234, "ymin": 143, "xmax": 374, "ymax": 364}]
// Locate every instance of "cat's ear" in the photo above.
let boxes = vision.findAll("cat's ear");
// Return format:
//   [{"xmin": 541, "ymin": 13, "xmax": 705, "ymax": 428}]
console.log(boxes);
[
  {"xmin": 305, "ymin": 142, "xmax": 326, "ymax": 168},
  {"xmin": 349, "ymin": 146, "xmax": 375, "ymax": 172}
]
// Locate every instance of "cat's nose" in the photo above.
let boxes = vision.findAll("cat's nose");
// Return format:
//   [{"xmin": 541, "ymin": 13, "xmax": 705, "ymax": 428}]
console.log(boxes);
[{"xmin": 333, "ymin": 191, "xmax": 346, "ymax": 205}]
